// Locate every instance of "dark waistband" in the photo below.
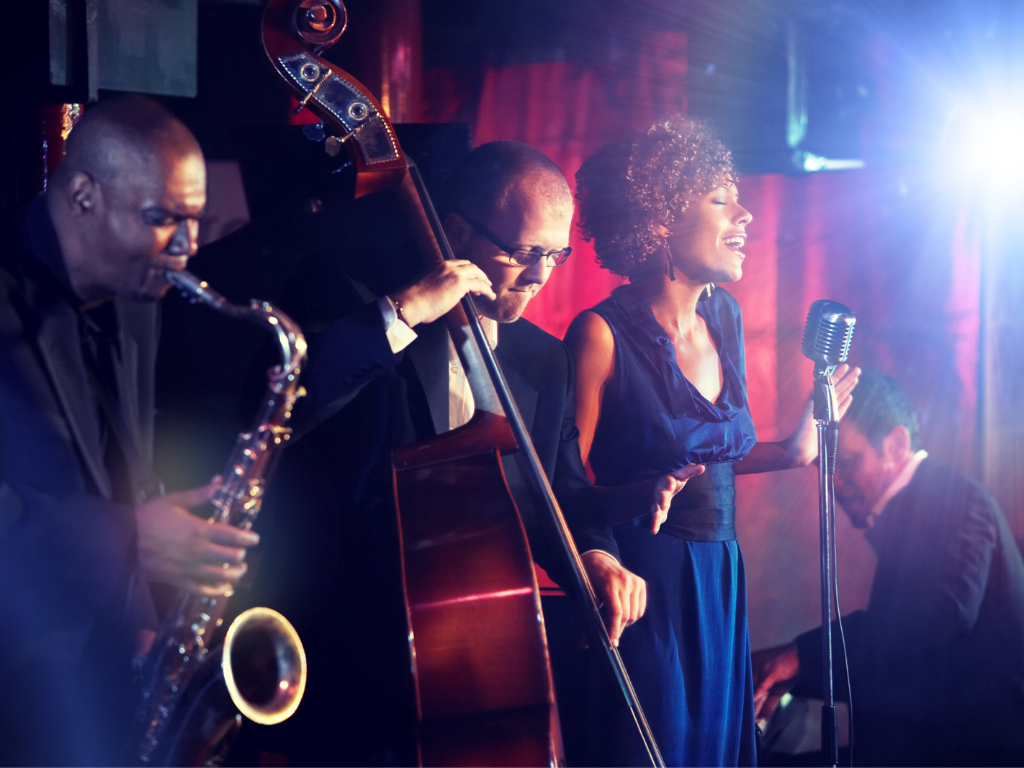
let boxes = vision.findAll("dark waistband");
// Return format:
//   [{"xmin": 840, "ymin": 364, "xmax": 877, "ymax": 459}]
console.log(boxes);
[{"xmin": 660, "ymin": 462, "xmax": 736, "ymax": 542}]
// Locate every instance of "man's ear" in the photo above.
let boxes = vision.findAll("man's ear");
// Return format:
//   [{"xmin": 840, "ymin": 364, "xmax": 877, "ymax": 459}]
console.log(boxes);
[
  {"xmin": 66, "ymin": 171, "xmax": 98, "ymax": 216},
  {"xmin": 881, "ymin": 424, "xmax": 912, "ymax": 465},
  {"xmin": 442, "ymin": 211, "xmax": 472, "ymax": 256}
]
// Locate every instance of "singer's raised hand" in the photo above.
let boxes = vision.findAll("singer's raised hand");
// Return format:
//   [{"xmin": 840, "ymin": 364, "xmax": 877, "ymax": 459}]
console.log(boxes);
[
  {"xmin": 833, "ymin": 363, "xmax": 860, "ymax": 420},
  {"xmin": 735, "ymin": 364, "xmax": 861, "ymax": 473},
  {"xmin": 785, "ymin": 363, "xmax": 860, "ymax": 465}
]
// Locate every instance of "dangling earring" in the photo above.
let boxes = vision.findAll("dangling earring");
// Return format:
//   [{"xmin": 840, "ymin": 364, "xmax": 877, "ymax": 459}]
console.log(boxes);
[
  {"xmin": 664, "ymin": 240, "xmax": 676, "ymax": 281},
  {"xmin": 705, "ymin": 283, "xmax": 713, "ymax": 299}
]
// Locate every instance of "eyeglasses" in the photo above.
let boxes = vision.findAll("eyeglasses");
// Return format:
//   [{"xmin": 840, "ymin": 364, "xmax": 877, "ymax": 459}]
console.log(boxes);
[{"xmin": 460, "ymin": 214, "xmax": 571, "ymax": 268}]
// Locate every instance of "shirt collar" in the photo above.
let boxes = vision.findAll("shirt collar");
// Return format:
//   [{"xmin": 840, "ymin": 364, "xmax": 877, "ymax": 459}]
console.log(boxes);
[
  {"xmin": 480, "ymin": 315, "xmax": 499, "ymax": 350},
  {"xmin": 870, "ymin": 449, "xmax": 929, "ymax": 520}
]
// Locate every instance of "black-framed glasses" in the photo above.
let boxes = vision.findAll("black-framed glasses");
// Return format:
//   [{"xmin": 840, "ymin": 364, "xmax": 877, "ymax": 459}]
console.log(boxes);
[{"xmin": 460, "ymin": 213, "xmax": 571, "ymax": 267}]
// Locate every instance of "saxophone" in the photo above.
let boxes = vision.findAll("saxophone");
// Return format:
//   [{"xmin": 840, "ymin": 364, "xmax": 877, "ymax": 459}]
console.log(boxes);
[{"xmin": 131, "ymin": 270, "xmax": 308, "ymax": 766}]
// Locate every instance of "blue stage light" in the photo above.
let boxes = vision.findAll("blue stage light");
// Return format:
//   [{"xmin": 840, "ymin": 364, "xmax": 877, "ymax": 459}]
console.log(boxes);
[{"xmin": 946, "ymin": 105, "xmax": 1024, "ymax": 189}]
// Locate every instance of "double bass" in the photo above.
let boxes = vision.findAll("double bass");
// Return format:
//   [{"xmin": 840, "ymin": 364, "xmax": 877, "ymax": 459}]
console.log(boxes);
[{"xmin": 261, "ymin": 3, "xmax": 664, "ymax": 765}]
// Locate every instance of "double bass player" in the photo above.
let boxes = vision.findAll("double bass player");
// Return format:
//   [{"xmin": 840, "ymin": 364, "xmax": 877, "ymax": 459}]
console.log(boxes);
[{"xmin": 255, "ymin": 140, "xmax": 698, "ymax": 765}]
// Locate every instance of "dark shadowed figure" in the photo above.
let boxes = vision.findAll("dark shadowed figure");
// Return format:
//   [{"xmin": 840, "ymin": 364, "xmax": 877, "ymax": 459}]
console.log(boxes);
[
  {"xmin": 752, "ymin": 371, "xmax": 1024, "ymax": 767},
  {"xmin": 0, "ymin": 96, "xmax": 258, "ymax": 765}
]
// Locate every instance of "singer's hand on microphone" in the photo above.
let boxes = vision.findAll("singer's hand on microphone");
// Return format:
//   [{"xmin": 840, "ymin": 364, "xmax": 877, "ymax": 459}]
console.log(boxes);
[
  {"xmin": 832, "ymin": 363, "xmax": 860, "ymax": 421},
  {"xmin": 784, "ymin": 363, "xmax": 861, "ymax": 466}
]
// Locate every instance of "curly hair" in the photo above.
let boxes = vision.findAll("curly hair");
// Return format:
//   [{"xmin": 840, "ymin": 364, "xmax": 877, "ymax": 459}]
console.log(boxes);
[{"xmin": 575, "ymin": 116, "xmax": 734, "ymax": 278}]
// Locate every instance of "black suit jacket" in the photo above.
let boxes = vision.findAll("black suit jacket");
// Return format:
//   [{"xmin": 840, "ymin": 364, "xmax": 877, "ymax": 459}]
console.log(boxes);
[
  {"xmin": 298, "ymin": 291, "xmax": 617, "ymax": 561},
  {"xmin": 0, "ymin": 199, "xmax": 158, "ymax": 763},
  {"xmin": 243, "ymin": 286, "xmax": 615, "ymax": 765}
]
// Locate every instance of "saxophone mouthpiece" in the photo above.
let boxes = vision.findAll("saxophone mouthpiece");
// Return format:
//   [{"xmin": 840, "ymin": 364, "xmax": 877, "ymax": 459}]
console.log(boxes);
[
  {"xmin": 166, "ymin": 268, "xmax": 200, "ymax": 291},
  {"xmin": 166, "ymin": 269, "xmax": 228, "ymax": 309}
]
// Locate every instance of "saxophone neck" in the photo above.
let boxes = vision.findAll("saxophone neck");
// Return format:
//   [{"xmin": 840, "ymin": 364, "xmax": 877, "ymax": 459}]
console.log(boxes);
[
  {"xmin": 167, "ymin": 270, "xmax": 307, "ymax": 386},
  {"xmin": 259, "ymin": 302, "xmax": 307, "ymax": 390}
]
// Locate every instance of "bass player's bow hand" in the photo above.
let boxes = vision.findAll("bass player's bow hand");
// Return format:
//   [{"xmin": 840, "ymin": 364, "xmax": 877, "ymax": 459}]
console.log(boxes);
[{"xmin": 388, "ymin": 260, "xmax": 495, "ymax": 328}]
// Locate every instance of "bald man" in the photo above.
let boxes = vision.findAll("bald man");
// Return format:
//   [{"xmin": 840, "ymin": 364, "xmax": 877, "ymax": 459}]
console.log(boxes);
[{"xmin": 0, "ymin": 96, "xmax": 257, "ymax": 764}]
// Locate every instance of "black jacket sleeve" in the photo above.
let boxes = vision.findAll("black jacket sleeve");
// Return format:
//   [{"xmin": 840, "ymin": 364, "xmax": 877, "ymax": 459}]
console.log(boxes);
[{"xmin": 298, "ymin": 299, "xmax": 399, "ymax": 434}]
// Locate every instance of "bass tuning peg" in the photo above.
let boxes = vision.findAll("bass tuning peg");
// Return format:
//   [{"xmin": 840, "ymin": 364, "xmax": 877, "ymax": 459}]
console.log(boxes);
[{"xmin": 302, "ymin": 121, "xmax": 326, "ymax": 143}]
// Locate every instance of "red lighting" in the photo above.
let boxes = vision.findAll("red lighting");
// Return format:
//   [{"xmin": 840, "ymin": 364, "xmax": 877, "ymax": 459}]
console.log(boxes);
[{"xmin": 417, "ymin": 586, "xmax": 533, "ymax": 611}]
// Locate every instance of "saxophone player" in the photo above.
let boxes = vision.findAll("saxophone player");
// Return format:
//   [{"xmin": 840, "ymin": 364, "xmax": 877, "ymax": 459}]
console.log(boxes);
[{"xmin": 0, "ymin": 96, "xmax": 259, "ymax": 765}]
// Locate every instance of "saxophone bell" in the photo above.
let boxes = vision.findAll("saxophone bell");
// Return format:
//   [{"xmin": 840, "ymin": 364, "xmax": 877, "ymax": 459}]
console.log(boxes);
[{"xmin": 222, "ymin": 607, "xmax": 307, "ymax": 726}]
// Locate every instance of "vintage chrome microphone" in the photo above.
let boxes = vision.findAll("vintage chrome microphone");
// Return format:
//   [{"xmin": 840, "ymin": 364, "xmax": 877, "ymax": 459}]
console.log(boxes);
[
  {"xmin": 802, "ymin": 300, "xmax": 856, "ymax": 377},
  {"xmin": 801, "ymin": 299, "xmax": 855, "ymax": 768}
]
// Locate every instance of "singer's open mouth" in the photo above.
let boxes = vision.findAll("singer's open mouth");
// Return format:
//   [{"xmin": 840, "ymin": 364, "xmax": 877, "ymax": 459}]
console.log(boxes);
[{"xmin": 723, "ymin": 236, "xmax": 745, "ymax": 250}]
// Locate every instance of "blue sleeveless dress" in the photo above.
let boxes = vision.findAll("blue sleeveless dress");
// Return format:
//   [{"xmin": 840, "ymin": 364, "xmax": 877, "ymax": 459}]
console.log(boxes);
[{"xmin": 588, "ymin": 285, "xmax": 758, "ymax": 767}]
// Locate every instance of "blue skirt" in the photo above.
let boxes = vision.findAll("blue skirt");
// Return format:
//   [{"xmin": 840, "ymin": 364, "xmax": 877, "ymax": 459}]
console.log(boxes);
[{"xmin": 612, "ymin": 520, "xmax": 757, "ymax": 767}]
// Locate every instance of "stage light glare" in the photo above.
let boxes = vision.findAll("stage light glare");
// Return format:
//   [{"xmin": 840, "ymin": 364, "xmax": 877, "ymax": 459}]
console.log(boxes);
[{"xmin": 949, "ymin": 106, "xmax": 1024, "ymax": 190}]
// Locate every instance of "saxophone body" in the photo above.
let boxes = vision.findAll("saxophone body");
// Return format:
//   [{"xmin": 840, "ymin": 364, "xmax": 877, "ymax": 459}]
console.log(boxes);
[{"xmin": 131, "ymin": 271, "xmax": 308, "ymax": 766}]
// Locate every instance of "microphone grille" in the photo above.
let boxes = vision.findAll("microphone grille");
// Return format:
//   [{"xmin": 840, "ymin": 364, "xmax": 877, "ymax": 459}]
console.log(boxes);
[{"xmin": 801, "ymin": 300, "xmax": 856, "ymax": 366}]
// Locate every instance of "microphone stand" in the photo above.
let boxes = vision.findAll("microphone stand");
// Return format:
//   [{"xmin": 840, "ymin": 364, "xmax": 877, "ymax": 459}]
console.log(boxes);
[{"xmin": 812, "ymin": 367, "xmax": 840, "ymax": 768}]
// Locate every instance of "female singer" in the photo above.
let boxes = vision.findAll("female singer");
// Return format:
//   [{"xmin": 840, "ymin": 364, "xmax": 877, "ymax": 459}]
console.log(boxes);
[{"xmin": 566, "ymin": 116, "xmax": 858, "ymax": 766}]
